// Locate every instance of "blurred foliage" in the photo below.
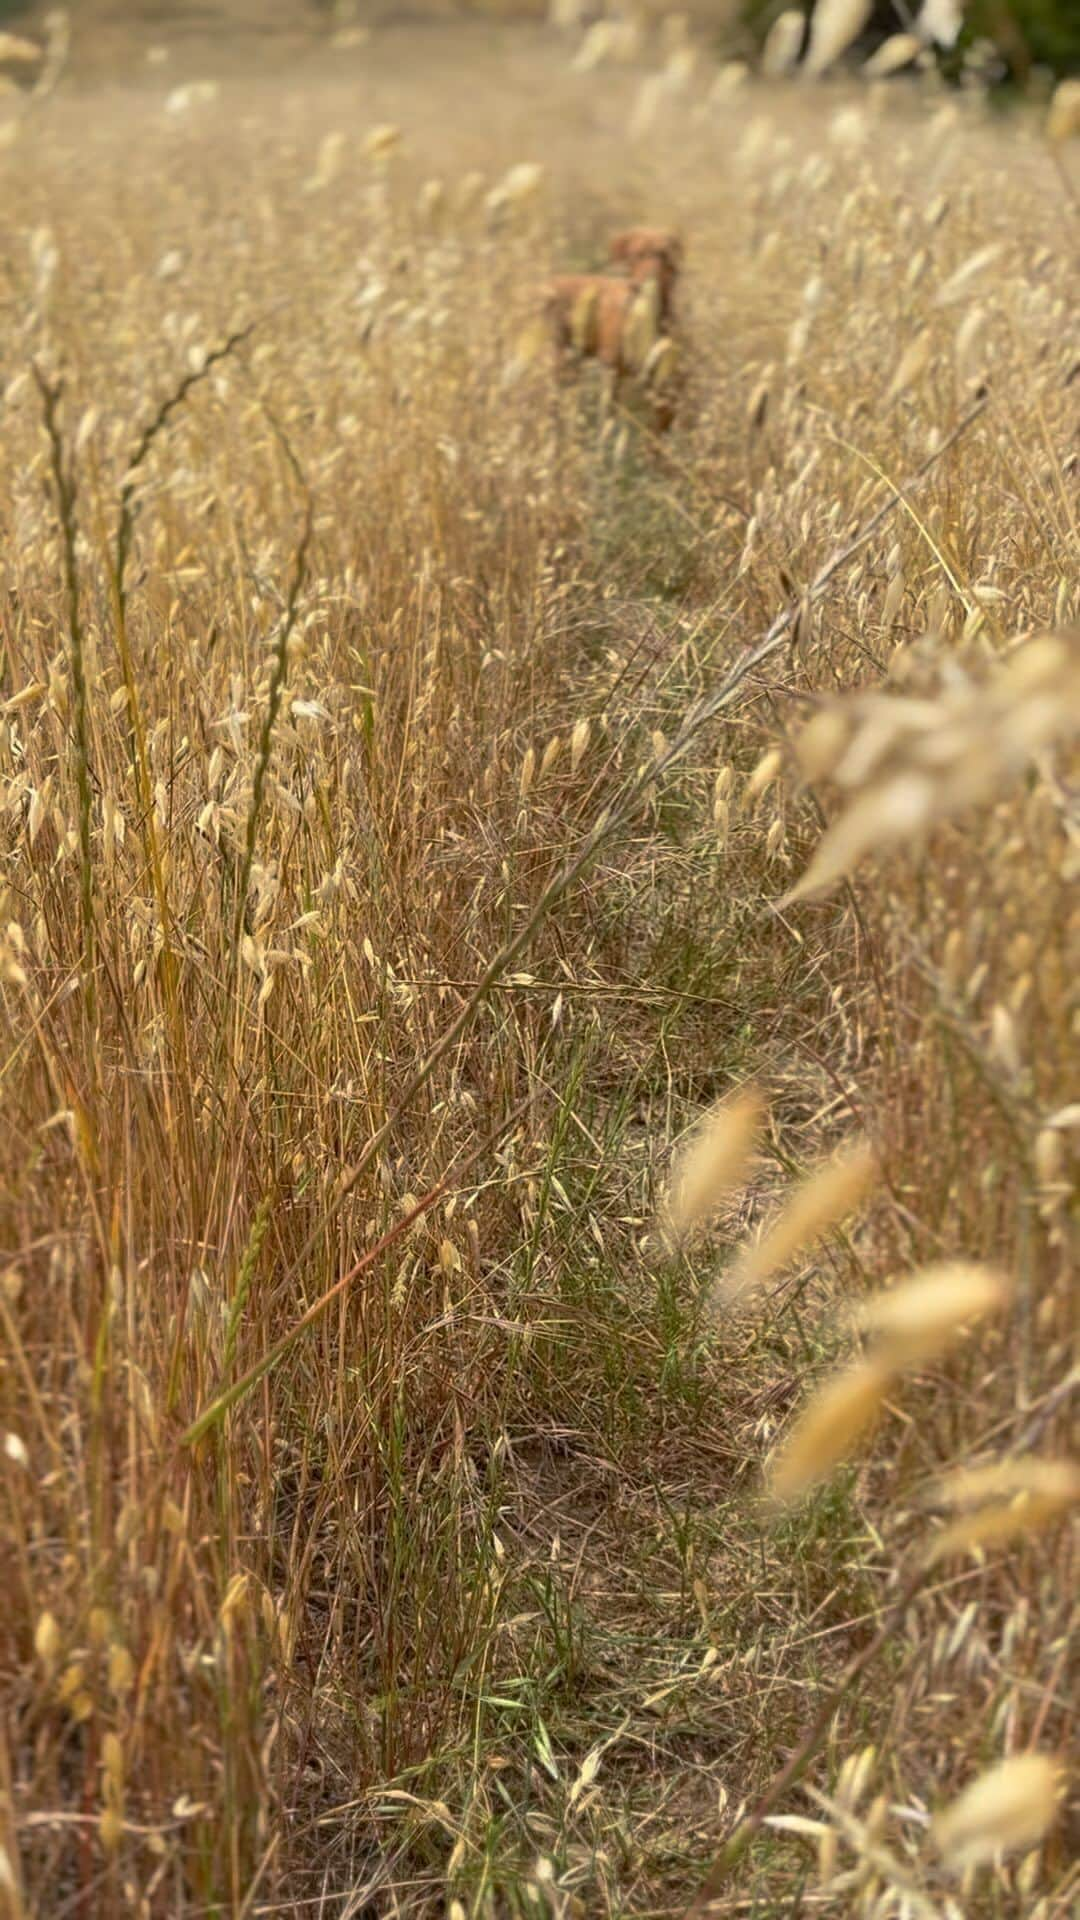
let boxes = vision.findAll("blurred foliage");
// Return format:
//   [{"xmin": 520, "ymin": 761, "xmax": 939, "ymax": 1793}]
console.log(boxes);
[
  {"xmin": 739, "ymin": 0, "xmax": 1080, "ymax": 76},
  {"xmin": 4, "ymin": 0, "xmax": 1076, "ymax": 77},
  {"xmin": 967, "ymin": 0, "xmax": 1080, "ymax": 74}
]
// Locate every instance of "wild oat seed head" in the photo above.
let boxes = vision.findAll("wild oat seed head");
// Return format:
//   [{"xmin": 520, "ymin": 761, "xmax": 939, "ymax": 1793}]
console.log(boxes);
[
  {"xmin": 745, "ymin": 746, "xmax": 784, "ymax": 805},
  {"xmin": 107, "ymin": 1643, "xmax": 135, "ymax": 1697},
  {"xmin": 795, "ymin": 706, "xmax": 851, "ymax": 781},
  {"xmin": 98, "ymin": 1807, "xmax": 124, "ymax": 1854},
  {"xmin": 782, "ymin": 772, "xmax": 936, "ymax": 905}
]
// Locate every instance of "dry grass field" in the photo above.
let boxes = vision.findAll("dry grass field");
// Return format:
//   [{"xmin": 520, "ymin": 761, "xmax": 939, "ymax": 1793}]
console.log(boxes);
[{"xmin": 1, "ymin": 12, "xmax": 1077, "ymax": 1919}]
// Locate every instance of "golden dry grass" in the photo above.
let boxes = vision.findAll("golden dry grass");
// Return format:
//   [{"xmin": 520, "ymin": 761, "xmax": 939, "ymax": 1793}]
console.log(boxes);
[{"xmin": 0, "ymin": 16, "xmax": 1077, "ymax": 1919}]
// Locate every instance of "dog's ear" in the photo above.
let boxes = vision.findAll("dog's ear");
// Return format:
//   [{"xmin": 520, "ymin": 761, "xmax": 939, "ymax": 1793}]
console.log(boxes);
[
  {"xmin": 662, "ymin": 234, "xmax": 684, "ymax": 271},
  {"xmin": 609, "ymin": 231, "xmax": 632, "ymax": 265}
]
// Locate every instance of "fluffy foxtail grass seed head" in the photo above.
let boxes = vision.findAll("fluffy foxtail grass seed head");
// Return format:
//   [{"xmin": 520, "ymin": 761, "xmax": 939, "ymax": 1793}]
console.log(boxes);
[
  {"xmin": 926, "ymin": 1489, "xmax": 1079, "ymax": 1566},
  {"xmin": 955, "ymin": 305, "xmax": 988, "ymax": 388},
  {"xmin": 33, "ymin": 1611, "xmax": 61, "ymax": 1675},
  {"xmin": 922, "ymin": 1456, "xmax": 1080, "ymax": 1563},
  {"xmin": 885, "ymin": 328, "xmax": 932, "ymax": 403},
  {"xmin": 929, "ymin": 1457, "xmax": 1080, "ymax": 1512},
  {"xmin": 629, "ymin": 73, "xmax": 668, "ymax": 141},
  {"xmin": 761, "ymin": 9, "xmax": 806, "ymax": 78},
  {"xmin": 795, "ymin": 705, "xmax": 851, "ymax": 782},
  {"xmin": 933, "ymin": 1754, "xmax": 1065, "ymax": 1869},
  {"xmin": 417, "ymin": 177, "xmax": 446, "ymax": 226},
  {"xmin": 364, "ymin": 122, "xmax": 402, "ymax": 163},
  {"xmin": 721, "ymin": 1137, "xmax": 877, "ymax": 1304},
  {"xmin": 1033, "ymin": 1126, "xmax": 1065, "ymax": 1189},
  {"xmin": 1046, "ymin": 78, "xmax": 1080, "ymax": 144},
  {"xmin": 657, "ymin": 1088, "xmax": 764, "ymax": 1250},
  {"xmin": 572, "ymin": 21, "xmax": 617, "ymax": 73},
  {"xmin": 863, "ymin": 32, "xmax": 921, "ymax": 78},
  {"xmin": 803, "ymin": 0, "xmax": 873, "ymax": 79},
  {"xmin": 857, "ymin": 1262, "xmax": 1012, "ymax": 1368},
  {"xmin": 486, "ymin": 161, "xmax": 545, "ymax": 225},
  {"xmin": 0, "ymin": 30, "xmax": 40, "ymax": 65},
  {"xmin": 767, "ymin": 1359, "xmax": 890, "ymax": 1503},
  {"xmin": 933, "ymin": 243, "xmax": 1003, "ymax": 308},
  {"xmin": 303, "ymin": 130, "xmax": 346, "ymax": 194}
]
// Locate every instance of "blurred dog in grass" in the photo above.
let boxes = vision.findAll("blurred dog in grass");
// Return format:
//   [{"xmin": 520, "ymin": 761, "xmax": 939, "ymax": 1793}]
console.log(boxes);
[{"xmin": 542, "ymin": 227, "xmax": 683, "ymax": 431}]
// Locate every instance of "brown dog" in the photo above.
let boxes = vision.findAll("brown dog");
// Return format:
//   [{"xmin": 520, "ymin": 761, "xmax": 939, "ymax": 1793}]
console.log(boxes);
[
  {"xmin": 544, "ymin": 272, "xmax": 638, "ymax": 371},
  {"xmin": 542, "ymin": 227, "xmax": 684, "ymax": 430},
  {"xmin": 609, "ymin": 227, "xmax": 683, "ymax": 324}
]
